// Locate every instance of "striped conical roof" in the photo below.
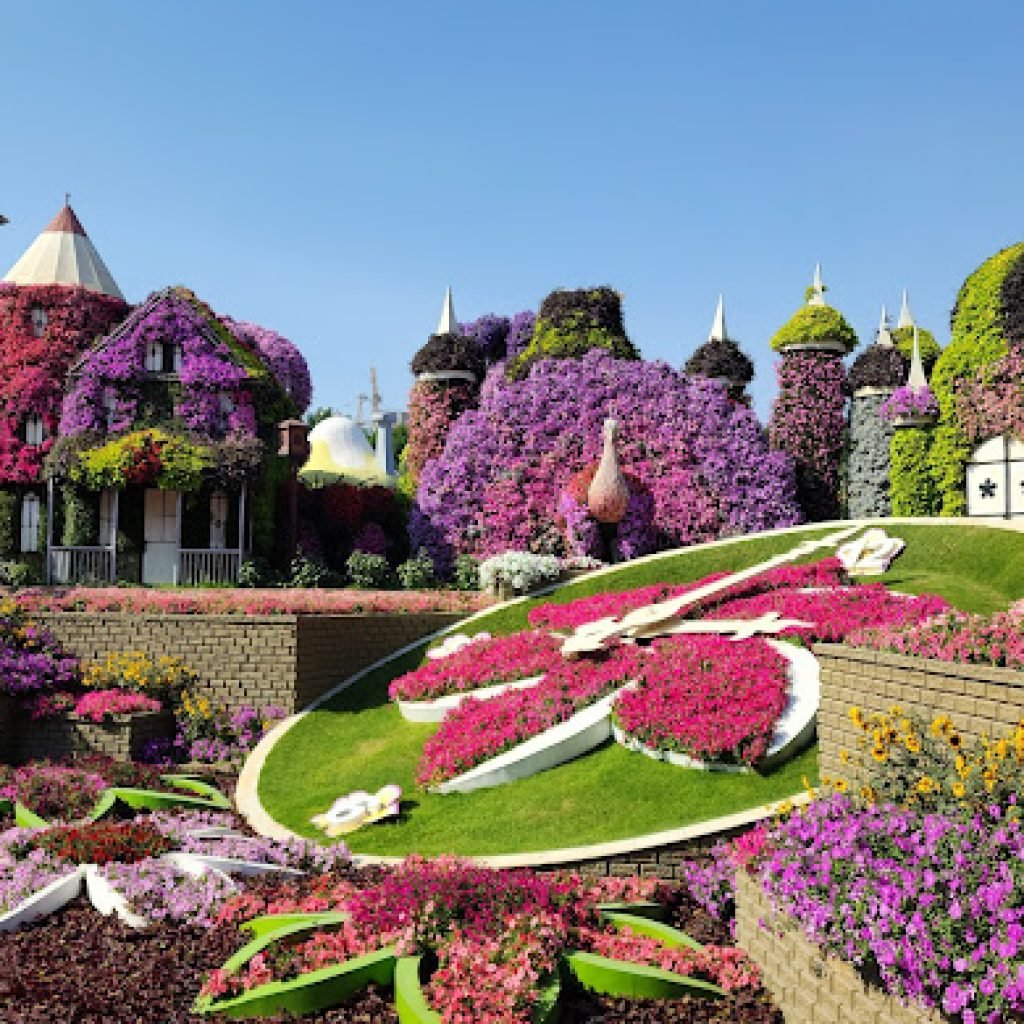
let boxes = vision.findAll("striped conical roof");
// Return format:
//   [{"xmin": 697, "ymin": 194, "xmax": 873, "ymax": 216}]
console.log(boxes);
[{"xmin": 3, "ymin": 202, "xmax": 124, "ymax": 300}]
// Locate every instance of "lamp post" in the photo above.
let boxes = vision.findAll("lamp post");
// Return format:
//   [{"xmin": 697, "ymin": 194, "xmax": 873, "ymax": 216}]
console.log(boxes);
[{"xmin": 277, "ymin": 419, "xmax": 310, "ymax": 568}]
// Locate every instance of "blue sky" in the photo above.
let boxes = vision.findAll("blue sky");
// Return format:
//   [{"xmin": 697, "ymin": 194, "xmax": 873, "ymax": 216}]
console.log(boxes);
[{"xmin": 3, "ymin": 1, "xmax": 1023, "ymax": 420}]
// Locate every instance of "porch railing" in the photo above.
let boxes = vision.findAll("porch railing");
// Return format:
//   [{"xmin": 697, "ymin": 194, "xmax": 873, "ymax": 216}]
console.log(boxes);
[
  {"xmin": 49, "ymin": 546, "xmax": 115, "ymax": 586},
  {"xmin": 179, "ymin": 549, "xmax": 242, "ymax": 587}
]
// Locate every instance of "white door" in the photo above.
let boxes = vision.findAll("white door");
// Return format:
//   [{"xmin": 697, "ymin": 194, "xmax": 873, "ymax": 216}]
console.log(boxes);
[
  {"xmin": 210, "ymin": 490, "xmax": 228, "ymax": 550},
  {"xmin": 143, "ymin": 489, "xmax": 179, "ymax": 584}
]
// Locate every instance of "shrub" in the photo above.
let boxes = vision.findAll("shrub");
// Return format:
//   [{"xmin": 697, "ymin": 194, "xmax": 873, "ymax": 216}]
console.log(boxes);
[
  {"xmin": 0, "ymin": 491, "xmax": 15, "ymax": 556},
  {"xmin": 345, "ymin": 550, "xmax": 394, "ymax": 589},
  {"xmin": 477, "ymin": 551, "xmax": 561, "ymax": 595},
  {"xmin": 451, "ymin": 554, "xmax": 479, "ymax": 591},
  {"xmin": 174, "ymin": 692, "xmax": 286, "ymax": 765},
  {"xmin": 769, "ymin": 304, "xmax": 858, "ymax": 353},
  {"xmin": 684, "ymin": 338, "xmax": 754, "ymax": 384},
  {"xmin": 396, "ymin": 550, "xmax": 436, "ymax": 590},
  {"xmin": 506, "ymin": 286, "xmax": 640, "ymax": 380},
  {"xmin": 287, "ymin": 553, "xmax": 333, "ymax": 589},
  {"xmin": 889, "ymin": 425, "xmax": 937, "ymax": 515},
  {"xmin": 24, "ymin": 820, "xmax": 174, "ymax": 865},
  {"xmin": 236, "ymin": 556, "xmax": 277, "ymax": 588},
  {"xmin": 459, "ymin": 314, "xmax": 510, "ymax": 364},
  {"xmin": 0, "ymin": 601, "xmax": 79, "ymax": 698},
  {"xmin": 410, "ymin": 333, "xmax": 485, "ymax": 378}
]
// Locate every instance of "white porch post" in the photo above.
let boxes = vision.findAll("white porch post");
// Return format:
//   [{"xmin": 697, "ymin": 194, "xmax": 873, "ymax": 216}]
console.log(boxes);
[
  {"xmin": 237, "ymin": 482, "xmax": 247, "ymax": 565},
  {"xmin": 110, "ymin": 489, "xmax": 119, "ymax": 584},
  {"xmin": 45, "ymin": 477, "xmax": 54, "ymax": 585},
  {"xmin": 174, "ymin": 492, "xmax": 182, "ymax": 585}
]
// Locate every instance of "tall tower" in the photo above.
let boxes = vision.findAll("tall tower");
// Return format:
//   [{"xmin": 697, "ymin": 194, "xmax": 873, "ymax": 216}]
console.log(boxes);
[
  {"xmin": 683, "ymin": 294, "xmax": 754, "ymax": 402},
  {"xmin": 768, "ymin": 265, "xmax": 857, "ymax": 521}
]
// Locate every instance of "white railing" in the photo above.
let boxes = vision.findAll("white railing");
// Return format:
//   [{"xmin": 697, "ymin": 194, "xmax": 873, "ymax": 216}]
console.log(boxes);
[
  {"xmin": 49, "ymin": 547, "xmax": 115, "ymax": 585},
  {"xmin": 179, "ymin": 549, "xmax": 242, "ymax": 587}
]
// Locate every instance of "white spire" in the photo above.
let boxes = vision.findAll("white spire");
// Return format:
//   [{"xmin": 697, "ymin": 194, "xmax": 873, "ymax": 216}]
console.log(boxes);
[
  {"xmin": 876, "ymin": 304, "xmax": 893, "ymax": 348},
  {"xmin": 897, "ymin": 288, "xmax": 915, "ymax": 330},
  {"xmin": 436, "ymin": 286, "xmax": 457, "ymax": 334},
  {"xmin": 808, "ymin": 263, "xmax": 826, "ymax": 306},
  {"xmin": 907, "ymin": 325, "xmax": 929, "ymax": 390},
  {"xmin": 3, "ymin": 202, "xmax": 124, "ymax": 300},
  {"xmin": 708, "ymin": 294, "xmax": 727, "ymax": 342}
]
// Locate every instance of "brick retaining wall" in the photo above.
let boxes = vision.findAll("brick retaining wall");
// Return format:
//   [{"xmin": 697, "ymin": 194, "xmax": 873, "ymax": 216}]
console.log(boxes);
[
  {"xmin": 736, "ymin": 870, "xmax": 941, "ymax": 1023},
  {"xmin": 816, "ymin": 643, "xmax": 1024, "ymax": 782},
  {"xmin": 35, "ymin": 612, "xmax": 463, "ymax": 715},
  {"xmin": 18, "ymin": 709, "xmax": 175, "ymax": 763}
]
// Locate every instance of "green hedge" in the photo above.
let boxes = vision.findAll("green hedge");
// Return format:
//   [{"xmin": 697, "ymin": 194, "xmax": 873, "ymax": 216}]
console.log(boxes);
[
  {"xmin": 769, "ymin": 304, "xmax": 858, "ymax": 353},
  {"xmin": 891, "ymin": 325, "xmax": 941, "ymax": 373},
  {"xmin": 0, "ymin": 490, "xmax": 16, "ymax": 557},
  {"xmin": 890, "ymin": 427, "xmax": 938, "ymax": 516},
  {"xmin": 921, "ymin": 242, "xmax": 1024, "ymax": 515}
]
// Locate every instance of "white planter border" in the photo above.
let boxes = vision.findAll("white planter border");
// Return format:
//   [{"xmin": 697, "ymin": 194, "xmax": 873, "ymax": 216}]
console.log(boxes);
[
  {"xmin": 0, "ymin": 867, "xmax": 84, "ymax": 933},
  {"xmin": 397, "ymin": 673, "xmax": 545, "ymax": 723},
  {"xmin": 432, "ymin": 686, "xmax": 632, "ymax": 795}
]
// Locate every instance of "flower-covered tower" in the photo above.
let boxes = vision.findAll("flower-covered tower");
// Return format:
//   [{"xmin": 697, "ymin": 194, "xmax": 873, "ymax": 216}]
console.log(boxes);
[
  {"xmin": 683, "ymin": 295, "xmax": 755, "ymax": 403},
  {"xmin": 0, "ymin": 201, "xmax": 129, "ymax": 578},
  {"xmin": 402, "ymin": 288, "xmax": 483, "ymax": 491},
  {"xmin": 46, "ymin": 286, "xmax": 309, "ymax": 585},
  {"xmin": 880, "ymin": 294, "xmax": 942, "ymax": 515},
  {"xmin": 768, "ymin": 265, "xmax": 857, "ymax": 521}
]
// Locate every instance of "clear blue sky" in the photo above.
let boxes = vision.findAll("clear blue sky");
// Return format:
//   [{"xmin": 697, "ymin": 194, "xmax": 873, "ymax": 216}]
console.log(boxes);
[{"xmin": 3, "ymin": 1, "xmax": 1023, "ymax": 420}]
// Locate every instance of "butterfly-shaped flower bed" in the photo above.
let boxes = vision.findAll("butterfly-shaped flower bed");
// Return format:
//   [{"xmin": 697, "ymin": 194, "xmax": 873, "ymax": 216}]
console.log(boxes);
[
  {"xmin": 196, "ymin": 856, "xmax": 760, "ymax": 1022},
  {"xmin": 389, "ymin": 558, "xmax": 950, "ymax": 790},
  {"xmin": 0, "ymin": 765, "xmax": 349, "ymax": 933}
]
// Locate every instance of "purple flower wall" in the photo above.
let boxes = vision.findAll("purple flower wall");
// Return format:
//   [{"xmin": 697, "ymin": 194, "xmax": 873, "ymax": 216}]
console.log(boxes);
[{"xmin": 411, "ymin": 350, "xmax": 800, "ymax": 570}]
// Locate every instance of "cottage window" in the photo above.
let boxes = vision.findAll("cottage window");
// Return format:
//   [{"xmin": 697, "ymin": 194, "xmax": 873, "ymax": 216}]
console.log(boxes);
[
  {"xmin": 24, "ymin": 414, "xmax": 44, "ymax": 446},
  {"xmin": 30, "ymin": 306, "xmax": 47, "ymax": 337},
  {"xmin": 104, "ymin": 390, "xmax": 118, "ymax": 431},
  {"xmin": 20, "ymin": 493, "xmax": 40, "ymax": 553},
  {"xmin": 163, "ymin": 343, "xmax": 182, "ymax": 374},
  {"xmin": 145, "ymin": 341, "xmax": 163, "ymax": 372}
]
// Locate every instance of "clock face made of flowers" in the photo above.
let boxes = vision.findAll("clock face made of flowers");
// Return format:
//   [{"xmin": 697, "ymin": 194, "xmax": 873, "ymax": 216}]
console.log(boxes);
[
  {"xmin": 0, "ymin": 777, "xmax": 348, "ymax": 934},
  {"xmin": 388, "ymin": 528, "xmax": 947, "ymax": 793}
]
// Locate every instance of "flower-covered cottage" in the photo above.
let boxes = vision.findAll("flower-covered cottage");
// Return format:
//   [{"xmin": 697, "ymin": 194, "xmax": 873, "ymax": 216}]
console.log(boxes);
[{"xmin": 0, "ymin": 203, "xmax": 311, "ymax": 586}]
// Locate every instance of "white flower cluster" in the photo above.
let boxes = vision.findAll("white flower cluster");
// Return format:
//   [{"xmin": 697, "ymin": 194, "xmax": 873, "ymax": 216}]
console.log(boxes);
[{"xmin": 478, "ymin": 551, "xmax": 562, "ymax": 596}]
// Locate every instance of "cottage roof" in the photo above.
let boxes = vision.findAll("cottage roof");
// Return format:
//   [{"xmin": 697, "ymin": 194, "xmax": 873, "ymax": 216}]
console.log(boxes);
[{"xmin": 3, "ymin": 201, "xmax": 124, "ymax": 300}]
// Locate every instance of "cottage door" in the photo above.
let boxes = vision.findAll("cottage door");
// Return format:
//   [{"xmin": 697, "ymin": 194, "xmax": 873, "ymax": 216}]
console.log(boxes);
[{"xmin": 143, "ymin": 489, "xmax": 180, "ymax": 584}]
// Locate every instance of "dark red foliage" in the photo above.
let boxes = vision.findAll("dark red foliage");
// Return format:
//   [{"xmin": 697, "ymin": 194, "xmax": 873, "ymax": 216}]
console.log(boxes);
[{"xmin": 28, "ymin": 820, "xmax": 174, "ymax": 865}]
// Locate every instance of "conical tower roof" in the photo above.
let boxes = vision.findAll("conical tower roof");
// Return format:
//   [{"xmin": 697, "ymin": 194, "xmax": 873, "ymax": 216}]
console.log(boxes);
[
  {"xmin": 2, "ymin": 201, "xmax": 124, "ymax": 300},
  {"xmin": 436, "ymin": 286, "xmax": 457, "ymax": 334}
]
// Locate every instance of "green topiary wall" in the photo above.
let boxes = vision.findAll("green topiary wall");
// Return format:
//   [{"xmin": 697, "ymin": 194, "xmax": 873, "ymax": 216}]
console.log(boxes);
[
  {"xmin": 769, "ymin": 304, "xmax": 858, "ymax": 354},
  {"xmin": 890, "ymin": 427, "xmax": 938, "ymax": 516},
  {"xmin": 921, "ymin": 242, "xmax": 1024, "ymax": 516}
]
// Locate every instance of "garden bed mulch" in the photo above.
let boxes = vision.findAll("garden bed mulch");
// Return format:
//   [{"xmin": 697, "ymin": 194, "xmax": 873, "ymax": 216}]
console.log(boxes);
[{"xmin": 0, "ymin": 871, "xmax": 782, "ymax": 1024}]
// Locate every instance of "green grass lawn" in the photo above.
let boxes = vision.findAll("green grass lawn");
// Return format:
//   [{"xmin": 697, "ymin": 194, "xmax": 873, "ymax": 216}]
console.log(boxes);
[{"xmin": 258, "ymin": 522, "xmax": 1024, "ymax": 857}]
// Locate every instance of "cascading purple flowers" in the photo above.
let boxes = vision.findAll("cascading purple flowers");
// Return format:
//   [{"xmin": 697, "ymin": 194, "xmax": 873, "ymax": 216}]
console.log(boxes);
[
  {"xmin": 224, "ymin": 319, "xmax": 312, "ymax": 414},
  {"xmin": 411, "ymin": 351, "xmax": 800, "ymax": 570}
]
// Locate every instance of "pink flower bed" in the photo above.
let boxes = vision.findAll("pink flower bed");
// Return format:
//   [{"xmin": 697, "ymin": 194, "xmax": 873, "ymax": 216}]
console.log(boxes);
[
  {"xmin": 13, "ymin": 587, "xmax": 490, "ymax": 617},
  {"xmin": 527, "ymin": 558, "xmax": 847, "ymax": 632},
  {"xmin": 72, "ymin": 689, "xmax": 162, "ymax": 722},
  {"xmin": 416, "ymin": 646, "xmax": 645, "ymax": 787},
  {"xmin": 703, "ymin": 585, "xmax": 950, "ymax": 643},
  {"xmin": 847, "ymin": 602, "xmax": 1024, "ymax": 670},
  {"xmin": 388, "ymin": 631, "xmax": 564, "ymax": 702},
  {"xmin": 612, "ymin": 637, "xmax": 790, "ymax": 764}
]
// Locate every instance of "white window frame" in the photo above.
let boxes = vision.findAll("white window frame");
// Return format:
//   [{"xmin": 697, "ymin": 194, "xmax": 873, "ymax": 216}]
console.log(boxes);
[
  {"xmin": 145, "ymin": 341, "xmax": 163, "ymax": 372},
  {"xmin": 20, "ymin": 493, "xmax": 40, "ymax": 553}
]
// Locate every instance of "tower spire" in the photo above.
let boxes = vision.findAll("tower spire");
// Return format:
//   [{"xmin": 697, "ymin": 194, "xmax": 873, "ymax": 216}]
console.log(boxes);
[
  {"xmin": 897, "ymin": 288, "xmax": 915, "ymax": 330},
  {"xmin": 808, "ymin": 263, "xmax": 826, "ymax": 306},
  {"xmin": 907, "ymin": 325, "xmax": 928, "ymax": 390},
  {"xmin": 876, "ymin": 304, "xmax": 893, "ymax": 347},
  {"xmin": 708, "ymin": 294, "xmax": 727, "ymax": 342},
  {"xmin": 436, "ymin": 286, "xmax": 457, "ymax": 334}
]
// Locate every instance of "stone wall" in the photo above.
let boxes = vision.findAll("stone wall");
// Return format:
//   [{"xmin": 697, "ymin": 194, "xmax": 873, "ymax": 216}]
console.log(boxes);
[
  {"xmin": 18, "ymin": 709, "xmax": 175, "ymax": 763},
  {"xmin": 34, "ymin": 612, "xmax": 463, "ymax": 715},
  {"xmin": 736, "ymin": 870, "xmax": 941, "ymax": 1024},
  {"xmin": 816, "ymin": 642, "xmax": 1024, "ymax": 782}
]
